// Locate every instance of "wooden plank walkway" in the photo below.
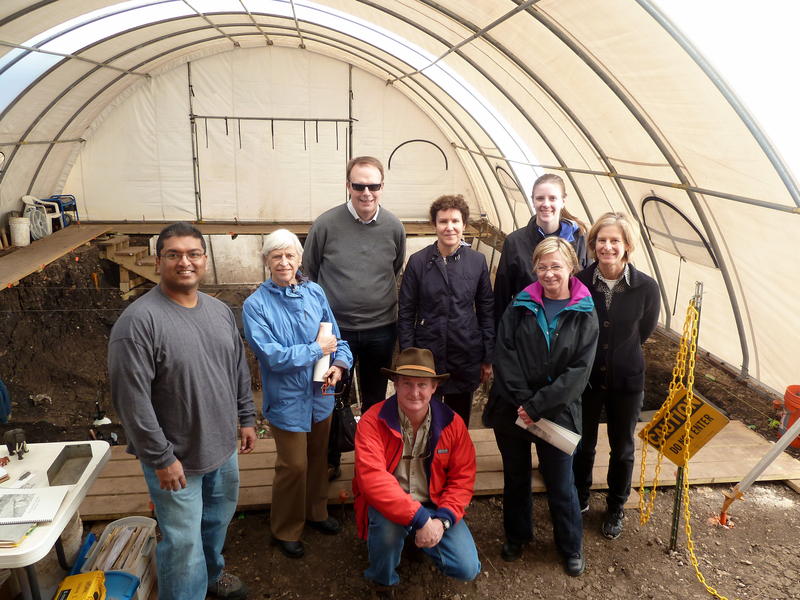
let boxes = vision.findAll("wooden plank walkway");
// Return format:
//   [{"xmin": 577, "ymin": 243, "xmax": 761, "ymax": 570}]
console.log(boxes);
[
  {"xmin": 79, "ymin": 421, "xmax": 800, "ymax": 521},
  {"xmin": 0, "ymin": 224, "xmax": 110, "ymax": 288}
]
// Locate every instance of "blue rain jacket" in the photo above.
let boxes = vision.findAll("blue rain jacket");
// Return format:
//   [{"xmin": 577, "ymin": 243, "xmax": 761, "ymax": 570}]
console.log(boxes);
[{"xmin": 243, "ymin": 277, "xmax": 353, "ymax": 432}]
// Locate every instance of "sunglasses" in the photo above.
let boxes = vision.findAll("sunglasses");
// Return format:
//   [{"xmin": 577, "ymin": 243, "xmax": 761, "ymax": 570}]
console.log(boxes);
[{"xmin": 349, "ymin": 182, "xmax": 382, "ymax": 192}]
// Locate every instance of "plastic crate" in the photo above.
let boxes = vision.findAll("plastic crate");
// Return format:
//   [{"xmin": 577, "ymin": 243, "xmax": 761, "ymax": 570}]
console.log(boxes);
[{"xmin": 81, "ymin": 517, "xmax": 156, "ymax": 600}]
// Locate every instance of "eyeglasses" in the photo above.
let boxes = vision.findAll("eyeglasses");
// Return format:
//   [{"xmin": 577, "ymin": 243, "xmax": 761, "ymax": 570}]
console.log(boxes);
[
  {"xmin": 160, "ymin": 250, "xmax": 206, "ymax": 261},
  {"xmin": 349, "ymin": 182, "xmax": 382, "ymax": 192},
  {"xmin": 535, "ymin": 264, "xmax": 565, "ymax": 275}
]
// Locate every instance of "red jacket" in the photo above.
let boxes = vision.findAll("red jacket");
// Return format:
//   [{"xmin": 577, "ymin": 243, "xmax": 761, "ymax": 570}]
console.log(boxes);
[{"xmin": 352, "ymin": 395, "xmax": 477, "ymax": 539}]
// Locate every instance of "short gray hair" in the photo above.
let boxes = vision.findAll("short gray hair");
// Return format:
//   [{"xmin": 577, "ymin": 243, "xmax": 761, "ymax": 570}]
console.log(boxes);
[{"xmin": 261, "ymin": 229, "xmax": 303, "ymax": 259}]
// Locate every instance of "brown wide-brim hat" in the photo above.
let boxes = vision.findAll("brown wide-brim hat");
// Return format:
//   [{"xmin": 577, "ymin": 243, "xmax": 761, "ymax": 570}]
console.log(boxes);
[{"xmin": 381, "ymin": 347, "xmax": 449, "ymax": 382}]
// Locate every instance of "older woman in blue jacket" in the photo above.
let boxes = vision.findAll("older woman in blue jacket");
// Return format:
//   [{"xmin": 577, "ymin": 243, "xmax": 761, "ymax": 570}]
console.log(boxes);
[
  {"xmin": 243, "ymin": 229, "xmax": 352, "ymax": 560},
  {"xmin": 398, "ymin": 194, "xmax": 494, "ymax": 426}
]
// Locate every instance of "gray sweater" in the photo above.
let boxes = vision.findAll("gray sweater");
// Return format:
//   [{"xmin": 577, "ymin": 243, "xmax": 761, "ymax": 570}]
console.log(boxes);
[
  {"xmin": 303, "ymin": 203, "xmax": 406, "ymax": 330},
  {"xmin": 108, "ymin": 286, "xmax": 255, "ymax": 475}
]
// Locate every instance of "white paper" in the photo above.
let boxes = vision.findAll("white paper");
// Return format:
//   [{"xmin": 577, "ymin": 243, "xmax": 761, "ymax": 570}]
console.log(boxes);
[
  {"xmin": 312, "ymin": 322, "xmax": 332, "ymax": 382},
  {"xmin": 0, "ymin": 485, "xmax": 70, "ymax": 524},
  {"xmin": 515, "ymin": 416, "xmax": 581, "ymax": 455}
]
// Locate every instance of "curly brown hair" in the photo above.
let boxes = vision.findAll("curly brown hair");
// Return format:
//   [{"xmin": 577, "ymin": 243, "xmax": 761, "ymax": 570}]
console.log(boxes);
[{"xmin": 429, "ymin": 194, "xmax": 469, "ymax": 224}]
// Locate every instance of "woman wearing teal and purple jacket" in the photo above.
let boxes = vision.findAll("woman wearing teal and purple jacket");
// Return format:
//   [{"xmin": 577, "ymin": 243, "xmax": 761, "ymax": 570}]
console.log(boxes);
[{"xmin": 484, "ymin": 237, "xmax": 598, "ymax": 576}]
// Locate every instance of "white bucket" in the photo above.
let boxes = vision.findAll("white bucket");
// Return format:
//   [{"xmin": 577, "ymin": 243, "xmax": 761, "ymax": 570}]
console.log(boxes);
[{"xmin": 9, "ymin": 216, "xmax": 31, "ymax": 247}]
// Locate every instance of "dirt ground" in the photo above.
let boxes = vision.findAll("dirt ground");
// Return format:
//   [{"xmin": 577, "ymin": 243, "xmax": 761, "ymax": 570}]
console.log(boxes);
[{"xmin": 1, "ymin": 246, "xmax": 799, "ymax": 600}]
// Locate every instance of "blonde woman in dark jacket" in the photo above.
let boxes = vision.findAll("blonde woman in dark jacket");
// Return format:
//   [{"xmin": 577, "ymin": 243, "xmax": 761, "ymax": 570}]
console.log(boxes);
[
  {"xmin": 573, "ymin": 212, "xmax": 660, "ymax": 541},
  {"xmin": 398, "ymin": 195, "xmax": 494, "ymax": 426},
  {"xmin": 485, "ymin": 237, "xmax": 598, "ymax": 576}
]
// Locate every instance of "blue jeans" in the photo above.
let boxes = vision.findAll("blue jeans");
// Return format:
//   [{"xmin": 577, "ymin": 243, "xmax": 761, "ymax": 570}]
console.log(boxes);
[
  {"xmin": 142, "ymin": 452, "xmax": 240, "ymax": 600},
  {"xmin": 364, "ymin": 506, "xmax": 481, "ymax": 586},
  {"xmin": 494, "ymin": 427, "xmax": 583, "ymax": 557}
]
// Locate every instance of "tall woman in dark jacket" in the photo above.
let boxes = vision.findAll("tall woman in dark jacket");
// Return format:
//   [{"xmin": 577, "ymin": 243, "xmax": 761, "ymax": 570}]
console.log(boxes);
[
  {"xmin": 572, "ymin": 212, "xmax": 660, "ymax": 540},
  {"xmin": 398, "ymin": 194, "xmax": 494, "ymax": 426},
  {"xmin": 494, "ymin": 173, "xmax": 588, "ymax": 324},
  {"xmin": 484, "ymin": 237, "xmax": 598, "ymax": 576}
]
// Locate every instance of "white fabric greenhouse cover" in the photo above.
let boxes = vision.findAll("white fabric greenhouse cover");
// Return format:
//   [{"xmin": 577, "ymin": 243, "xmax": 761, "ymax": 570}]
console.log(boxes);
[{"xmin": 0, "ymin": 1, "xmax": 797, "ymax": 394}]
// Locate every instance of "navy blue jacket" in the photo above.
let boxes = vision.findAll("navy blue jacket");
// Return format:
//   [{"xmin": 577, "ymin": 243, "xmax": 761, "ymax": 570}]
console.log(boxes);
[
  {"xmin": 577, "ymin": 262, "xmax": 660, "ymax": 393},
  {"xmin": 493, "ymin": 217, "xmax": 587, "ymax": 325},
  {"xmin": 398, "ymin": 243, "xmax": 494, "ymax": 394}
]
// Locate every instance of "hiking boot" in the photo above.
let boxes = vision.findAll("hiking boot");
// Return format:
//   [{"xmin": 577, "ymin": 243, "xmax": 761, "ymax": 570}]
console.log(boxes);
[
  {"xmin": 601, "ymin": 509, "xmax": 624, "ymax": 540},
  {"xmin": 208, "ymin": 571, "xmax": 248, "ymax": 599},
  {"xmin": 564, "ymin": 552, "xmax": 586, "ymax": 577}
]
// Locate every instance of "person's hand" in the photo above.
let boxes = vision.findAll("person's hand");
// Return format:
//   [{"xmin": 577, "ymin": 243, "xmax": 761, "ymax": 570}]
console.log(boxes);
[
  {"xmin": 414, "ymin": 518, "xmax": 444, "ymax": 548},
  {"xmin": 517, "ymin": 404, "xmax": 535, "ymax": 426},
  {"xmin": 156, "ymin": 459, "xmax": 186, "ymax": 491},
  {"xmin": 323, "ymin": 365, "xmax": 344, "ymax": 390},
  {"xmin": 316, "ymin": 325, "xmax": 337, "ymax": 355},
  {"xmin": 239, "ymin": 426, "xmax": 257, "ymax": 454},
  {"xmin": 480, "ymin": 363, "xmax": 493, "ymax": 384}
]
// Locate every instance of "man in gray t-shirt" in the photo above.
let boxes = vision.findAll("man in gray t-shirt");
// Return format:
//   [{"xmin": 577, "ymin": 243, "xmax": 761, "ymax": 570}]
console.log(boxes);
[{"xmin": 108, "ymin": 222, "xmax": 256, "ymax": 600}]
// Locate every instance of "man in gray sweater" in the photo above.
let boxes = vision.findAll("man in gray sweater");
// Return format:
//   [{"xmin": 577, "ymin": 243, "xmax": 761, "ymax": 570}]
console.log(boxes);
[
  {"xmin": 108, "ymin": 222, "xmax": 256, "ymax": 600},
  {"xmin": 303, "ymin": 156, "xmax": 406, "ymax": 475}
]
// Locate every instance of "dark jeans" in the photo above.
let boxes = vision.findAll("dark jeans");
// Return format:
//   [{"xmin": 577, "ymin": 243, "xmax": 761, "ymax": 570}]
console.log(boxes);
[
  {"xmin": 573, "ymin": 387, "xmax": 644, "ymax": 512},
  {"xmin": 494, "ymin": 426, "xmax": 582, "ymax": 557},
  {"xmin": 328, "ymin": 323, "xmax": 396, "ymax": 468},
  {"xmin": 434, "ymin": 392, "xmax": 473, "ymax": 428}
]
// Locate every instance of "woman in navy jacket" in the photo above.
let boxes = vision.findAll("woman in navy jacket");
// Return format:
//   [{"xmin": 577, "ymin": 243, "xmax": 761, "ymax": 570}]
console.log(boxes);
[
  {"xmin": 572, "ymin": 212, "xmax": 660, "ymax": 540},
  {"xmin": 398, "ymin": 194, "xmax": 494, "ymax": 426}
]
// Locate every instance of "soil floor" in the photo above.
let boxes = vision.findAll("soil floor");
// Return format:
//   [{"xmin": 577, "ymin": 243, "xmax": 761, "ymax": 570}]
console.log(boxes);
[{"xmin": 2, "ymin": 246, "xmax": 799, "ymax": 600}]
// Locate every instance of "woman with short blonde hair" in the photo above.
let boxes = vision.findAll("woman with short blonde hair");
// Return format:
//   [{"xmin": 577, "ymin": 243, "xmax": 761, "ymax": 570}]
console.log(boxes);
[{"xmin": 573, "ymin": 212, "xmax": 660, "ymax": 541}]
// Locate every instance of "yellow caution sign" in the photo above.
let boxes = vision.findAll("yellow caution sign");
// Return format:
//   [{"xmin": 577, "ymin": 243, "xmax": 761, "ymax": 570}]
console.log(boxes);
[{"xmin": 639, "ymin": 386, "xmax": 729, "ymax": 467}]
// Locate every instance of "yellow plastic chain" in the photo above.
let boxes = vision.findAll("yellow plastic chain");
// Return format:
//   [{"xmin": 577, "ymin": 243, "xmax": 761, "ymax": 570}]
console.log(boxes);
[
  {"xmin": 638, "ymin": 301, "xmax": 693, "ymax": 524},
  {"xmin": 679, "ymin": 302, "xmax": 731, "ymax": 600},
  {"xmin": 639, "ymin": 299, "xmax": 733, "ymax": 600}
]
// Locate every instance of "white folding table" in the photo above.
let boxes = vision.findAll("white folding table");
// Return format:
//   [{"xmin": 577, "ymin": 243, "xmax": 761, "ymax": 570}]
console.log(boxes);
[{"xmin": 0, "ymin": 440, "xmax": 111, "ymax": 599}]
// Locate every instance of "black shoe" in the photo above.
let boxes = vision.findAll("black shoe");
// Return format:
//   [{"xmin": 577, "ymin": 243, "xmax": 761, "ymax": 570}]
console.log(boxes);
[
  {"xmin": 328, "ymin": 465, "xmax": 342, "ymax": 481},
  {"xmin": 271, "ymin": 537, "xmax": 304, "ymax": 558},
  {"xmin": 580, "ymin": 502, "xmax": 589, "ymax": 514},
  {"xmin": 601, "ymin": 509, "xmax": 624, "ymax": 540},
  {"xmin": 500, "ymin": 540, "xmax": 525, "ymax": 562},
  {"xmin": 306, "ymin": 516, "xmax": 342, "ymax": 535},
  {"xmin": 564, "ymin": 552, "xmax": 586, "ymax": 577}
]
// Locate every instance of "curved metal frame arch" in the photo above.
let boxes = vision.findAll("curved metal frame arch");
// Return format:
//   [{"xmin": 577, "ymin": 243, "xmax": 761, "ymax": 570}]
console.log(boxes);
[
  {"xmin": 522, "ymin": 3, "xmax": 749, "ymax": 375},
  {"xmin": 4, "ymin": 2, "xmax": 550, "ymax": 227},
  {"xmin": 641, "ymin": 195, "xmax": 719, "ymax": 268},
  {"xmin": 387, "ymin": 139, "xmax": 448, "ymax": 170},
  {"xmin": 637, "ymin": 0, "xmax": 800, "ymax": 208},
  {"xmin": 412, "ymin": 0, "xmax": 671, "ymax": 326},
  {"xmin": 8, "ymin": 20, "xmax": 510, "ymax": 231},
  {"xmin": 494, "ymin": 165, "xmax": 523, "ymax": 230}
]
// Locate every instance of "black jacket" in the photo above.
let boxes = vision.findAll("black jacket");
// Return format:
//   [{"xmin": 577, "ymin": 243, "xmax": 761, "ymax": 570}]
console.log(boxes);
[
  {"xmin": 493, "ymin": 217, "xmax": 588, "ymax": 325},
  {"xmin": 484, "ymin": 279, "xmax": 598, "ymax": 435},
  {"xmin": 577, "ymin": 262, "xmax": 660, "ymax": 393},
  {"xmin": 398, "ymin": 243, "xmax": 494, "ymax": 394}
]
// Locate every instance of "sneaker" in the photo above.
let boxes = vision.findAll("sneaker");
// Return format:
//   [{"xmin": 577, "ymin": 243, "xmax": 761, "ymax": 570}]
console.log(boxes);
[
  {"xmin": 208, "ymin": 571, "xmax": 248, "ymax": 599},
  {"xmin": 601, "ymin": 509, "xmax": 624, "ymax": 540},
  {"xmin": 564, "ymin": 552, "xmax": 586, "ymax": 577},
  {"xmin": 580, "ymin": 502, "xmax": 589, "ymax": 514}
]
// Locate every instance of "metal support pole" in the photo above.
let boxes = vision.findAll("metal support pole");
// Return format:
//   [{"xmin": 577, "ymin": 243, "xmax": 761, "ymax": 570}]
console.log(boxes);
[
  {"xmin": 669, "ymin": 281, "xmax": 703, "ymax": 552},
  {"xmin": 669, "ymin": 465, "xmax": 685, "ymax": 551}
]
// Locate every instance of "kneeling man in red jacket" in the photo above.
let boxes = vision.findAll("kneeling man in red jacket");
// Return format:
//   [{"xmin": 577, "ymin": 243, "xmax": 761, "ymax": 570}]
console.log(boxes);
[{"xmin": 352, "ymin": 347, "xmax": 481, "ymax": 589}]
